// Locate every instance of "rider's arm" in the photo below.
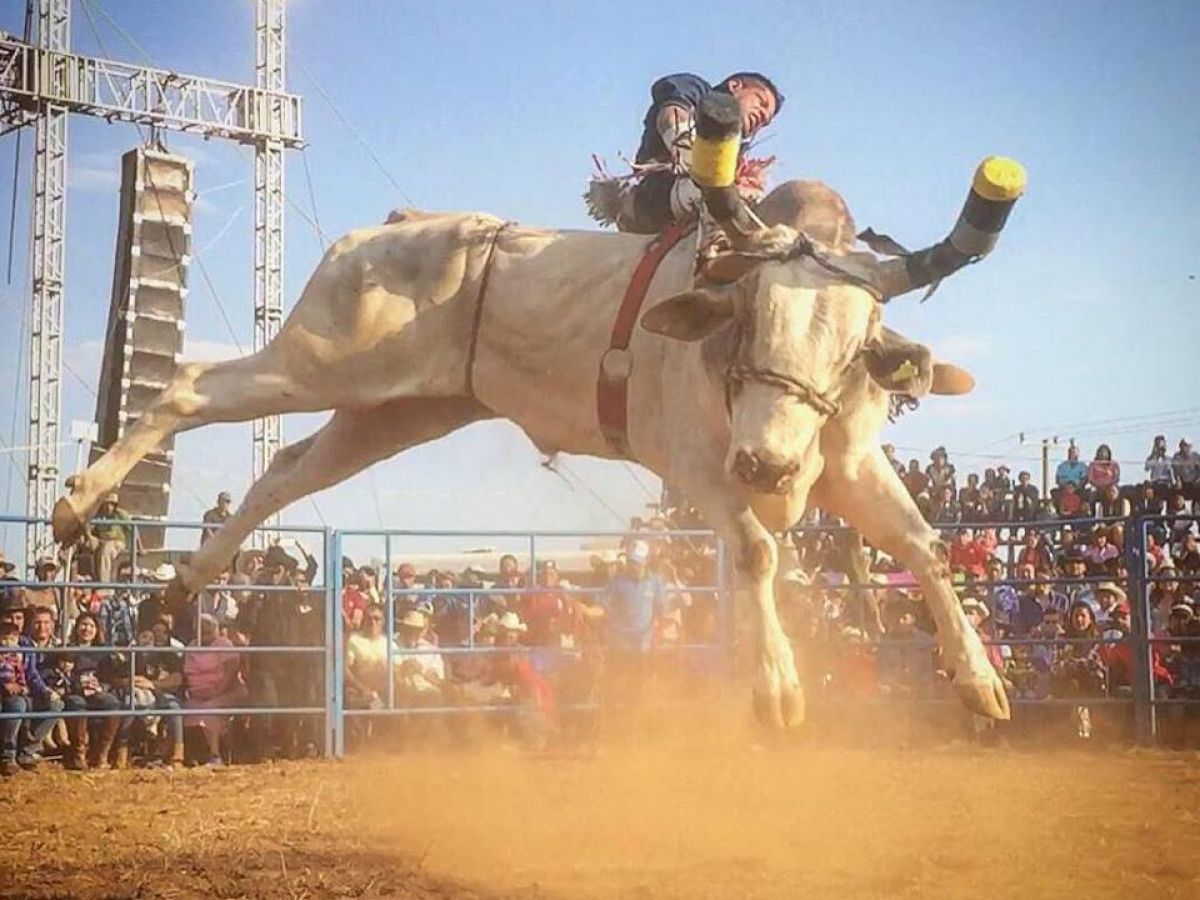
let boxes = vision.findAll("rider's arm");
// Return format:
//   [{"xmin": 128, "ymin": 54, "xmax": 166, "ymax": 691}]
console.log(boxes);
[{"xmin": 655, "ymin": 102, "xmax": 695, "ymax": 170}]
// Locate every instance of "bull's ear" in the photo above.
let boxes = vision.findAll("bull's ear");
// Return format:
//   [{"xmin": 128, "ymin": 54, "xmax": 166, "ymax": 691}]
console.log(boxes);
[
  {"xmin": 641, "ymin": 289, "xmax": 736, "ymax": 342},
  {"xmin": 931, "ymin": 362, "xmax": 975, "ymax": 395}
]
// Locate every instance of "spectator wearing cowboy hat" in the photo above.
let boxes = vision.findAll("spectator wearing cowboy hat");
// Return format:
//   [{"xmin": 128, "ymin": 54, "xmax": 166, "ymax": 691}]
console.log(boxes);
[
  {"xmin": 1092, "ymin": 582, "xmax": 1127, "ymax": 625},
  {"xmin": 394, "ymin": 608, "xmax": 445, "ymax": 700},
  {"xmin": 135, "ymin": 563, "xmax": 177, "ymax": 635}
]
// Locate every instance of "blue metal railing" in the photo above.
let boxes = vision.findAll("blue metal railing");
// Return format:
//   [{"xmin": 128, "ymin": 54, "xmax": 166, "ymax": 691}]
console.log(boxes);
[{"xmin": 2, "ymin": 513, "xmax": 1198, "ymax": 756}]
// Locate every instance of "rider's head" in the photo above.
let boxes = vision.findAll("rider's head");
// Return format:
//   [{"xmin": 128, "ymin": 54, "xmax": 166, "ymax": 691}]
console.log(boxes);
[{"xmin": 718, "ymin": 72, "xmax": 784, "ymax": 138}]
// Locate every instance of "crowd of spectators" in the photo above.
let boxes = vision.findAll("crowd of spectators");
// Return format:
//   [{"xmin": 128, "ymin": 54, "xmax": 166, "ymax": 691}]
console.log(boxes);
[
  {"xmin": 788, "ymin": 435, "xmax": 1199, "ymax": 739},
  {"xmin": 0, "ymin": 493, "xmax": 330, "ymax": 775},
  {"xmin": 338, "ymin": 521, "xmax": 723, "ymax": 750},
  {"xmin": 0, "ymin": 433, "xmax": 1197, "ymax": 770}
]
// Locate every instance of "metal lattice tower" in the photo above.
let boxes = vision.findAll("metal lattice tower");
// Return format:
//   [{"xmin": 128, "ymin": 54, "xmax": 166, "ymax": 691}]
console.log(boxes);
[
  {"xmin": 26, "ymin": 0, "xmax": 69, "ymax": 563},
  {"xmin": 252, "ymin": 0, "xmax": 285, "ymax": 543},
  {"xmin": 2, "ymin": 3, "xmax": 302, "ymax": 561},
  {"xmin": 0, "ymin": 1, "xmax": 303, "ymax": 563}
]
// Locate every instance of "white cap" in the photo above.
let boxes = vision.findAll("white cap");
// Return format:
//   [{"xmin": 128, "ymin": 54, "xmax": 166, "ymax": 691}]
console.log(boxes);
[{"xmin": 628, "ymin": 540, "xmax": 651, "ymax": 563}]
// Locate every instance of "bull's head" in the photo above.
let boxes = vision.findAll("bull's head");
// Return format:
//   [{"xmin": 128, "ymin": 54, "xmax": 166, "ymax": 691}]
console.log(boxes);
[
  {"xmin": 643, "ymin": 261, "xmax": 872, "ymax": 493},
  {"xmin": 641, "ymin": 268, "xmax": 972, "ymax": 495}
]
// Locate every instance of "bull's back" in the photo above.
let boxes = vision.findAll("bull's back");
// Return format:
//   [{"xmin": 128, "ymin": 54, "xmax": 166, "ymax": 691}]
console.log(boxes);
[
  {"xmin": 472, "ymin": 228, "xmax": 694, "ymax": 457},
  {"xmin": 267, "ymin": 213, "xmax": 507, "ymax": 404}
]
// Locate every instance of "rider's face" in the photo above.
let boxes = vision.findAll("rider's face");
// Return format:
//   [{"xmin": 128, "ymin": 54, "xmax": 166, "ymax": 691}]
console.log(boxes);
[{"xmin": 727, "ymin": 78, "xmax": 777, "ymax": 137}]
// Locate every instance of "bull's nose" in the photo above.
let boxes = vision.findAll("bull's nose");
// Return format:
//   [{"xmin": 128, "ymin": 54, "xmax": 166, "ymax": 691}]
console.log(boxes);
[{"xmin": 732, "ymin": 449, "xmax": 800, "ymax": 494}]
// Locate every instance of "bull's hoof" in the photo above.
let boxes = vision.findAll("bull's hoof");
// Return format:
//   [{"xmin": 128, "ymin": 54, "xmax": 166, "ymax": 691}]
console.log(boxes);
[
  {"xmin": 780, "ymin": 684, "xmax": 806, "ymax": 729},
  {"xmin": 955, "ymin": 674, "xmax": 1011, "ymax": 721},
  {"xmin": 51, "ymin": 495, "xmax": 86, "ymax": 545},
  {"xmin": 752, "ymin": 685, "xmax": 805, "ymax": 731},
  {"xmin": 753, "ymin": 687, "xmax": 782, "ymax": 730}
]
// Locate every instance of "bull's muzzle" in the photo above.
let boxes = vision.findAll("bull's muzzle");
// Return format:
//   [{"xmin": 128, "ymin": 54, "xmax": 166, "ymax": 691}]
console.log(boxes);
[{"xmin": 732, "ymin": 448, "xmax": 800, "ymax": 494}]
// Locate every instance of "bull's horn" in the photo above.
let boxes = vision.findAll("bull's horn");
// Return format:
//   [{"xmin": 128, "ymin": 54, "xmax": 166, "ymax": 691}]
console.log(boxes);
[
  {"xmin": 879, "ymin": 157, "xmax": 1027, "ymax": 299},
  {"xmin": 689, "ymin": 93, "xmax": 762, "ymax": 249}
]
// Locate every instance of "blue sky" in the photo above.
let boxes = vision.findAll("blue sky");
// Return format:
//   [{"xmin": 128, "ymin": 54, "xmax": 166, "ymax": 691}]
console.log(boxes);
[{"xmin": 0, "ymin": 0, "xmax": 1196, "ymax": 552}]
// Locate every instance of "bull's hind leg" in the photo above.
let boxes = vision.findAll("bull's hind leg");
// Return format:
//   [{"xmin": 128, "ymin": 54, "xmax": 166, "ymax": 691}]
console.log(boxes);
[
  {"xmin": 818, "ymin": 448, "xmax": 1010, "ymax": 720},
  {"xmin": 168, "ymin": 397, "xmax": 490, "ymax": 601},
  {"xmin": 53, "ymin": 350, "xmax": 337, "ymax": 544}
]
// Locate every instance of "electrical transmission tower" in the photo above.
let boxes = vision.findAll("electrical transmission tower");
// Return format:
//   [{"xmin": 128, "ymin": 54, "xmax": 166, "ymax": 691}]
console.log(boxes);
[{"xmin": 0, "ymin": 0, "xmax": 302, "ymax": 560}]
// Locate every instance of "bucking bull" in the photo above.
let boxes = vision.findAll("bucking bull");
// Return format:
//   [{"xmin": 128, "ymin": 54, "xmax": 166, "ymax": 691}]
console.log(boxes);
[{"xmin": 53, "ymin": 94, "xmax": 1024, "ymax": 727}]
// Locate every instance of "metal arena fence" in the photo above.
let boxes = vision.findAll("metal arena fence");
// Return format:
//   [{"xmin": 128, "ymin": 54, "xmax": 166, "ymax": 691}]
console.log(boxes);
[{"xmin": 0, "ymin": 513, "xmax": 1196, "ymax": 755}]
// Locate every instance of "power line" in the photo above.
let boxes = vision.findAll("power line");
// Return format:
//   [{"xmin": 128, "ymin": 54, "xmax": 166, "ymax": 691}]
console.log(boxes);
[
  {"xmin": 82, "ymin": 0, "xmax": 154, "ymax": 66},
  {"xmin": 300, "ymin": 147, "xmax": 328, "ymax": 251},
  {"xmin": 292, "ymin": 56, "xmax": 414, "ymax": 206}
]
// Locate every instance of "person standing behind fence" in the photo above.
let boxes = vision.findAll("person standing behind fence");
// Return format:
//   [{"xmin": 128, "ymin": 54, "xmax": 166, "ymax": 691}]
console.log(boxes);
[
  {"xmin": 201, "ymin": 491, "xmax": 233, "ymax": 544},
  {"xmin": 1011, "ymin": 470, "xmax": 1040, "ymax": 523},
  {"xmin": 1173, "ymin": 439, "xmax": 1200, "ymax": 504},
  {"xmin": 184, "ymin": 614, "xmax": 247, "ymax": 767},
  {"xmin": 1145, "ymin": 435, "xmax": 1175, "ymax": 493},
  {"xmin": 601, "ymin": 541, "xmax": 664, "ymax": 700},
  {"xmin": 84, "ymin": 493, "xmax": 141, "ymax": 584},
  {"xmin": 25, "ymin": 557, "xmax": 62, "ymax": 628},
  {"xmin": 0, "ymin": 621, "xmax": 32, "ymax": 776}
]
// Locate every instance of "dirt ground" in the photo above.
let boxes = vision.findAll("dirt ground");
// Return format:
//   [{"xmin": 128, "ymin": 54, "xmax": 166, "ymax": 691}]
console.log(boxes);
[{"xmin": 3, "ymin": 710, "xmax": 1200, "ymax": 899}]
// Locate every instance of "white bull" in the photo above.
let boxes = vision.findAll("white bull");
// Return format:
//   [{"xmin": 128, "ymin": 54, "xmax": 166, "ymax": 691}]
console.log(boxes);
[{"xmin": 53, "ymin": 177, "xmax": 1013, "ymax": 725}]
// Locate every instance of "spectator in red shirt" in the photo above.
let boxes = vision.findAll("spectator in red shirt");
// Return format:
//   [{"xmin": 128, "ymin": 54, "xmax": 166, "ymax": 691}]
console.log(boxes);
[
  {"xmin": 1056, "ymin": 482, "xmax": 1085, "ymax": 518},
  {"xmin": 341, "ymin": 568, "xmax": 371, "ymax": 632},
  {"xmin": 521, "ymin": 560, "xmax": 573, "ymax": 648},
  {"xmin": 948, "ymin": 528, "xmax": 990, "ymax": 578},
  {"xmin": 1086, "ymin": 444, "xmax": 1121, "ymax": 500}
]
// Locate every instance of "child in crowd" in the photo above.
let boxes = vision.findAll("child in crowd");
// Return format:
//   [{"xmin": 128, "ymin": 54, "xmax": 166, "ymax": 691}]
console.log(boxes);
[{"xmin": 0, "ymin": 621, "xmax": 29, "ymax": 775}]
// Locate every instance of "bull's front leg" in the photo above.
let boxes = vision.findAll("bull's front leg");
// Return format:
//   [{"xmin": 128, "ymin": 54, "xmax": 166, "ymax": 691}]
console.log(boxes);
[
  {"xmin": 818, "ymin": 449, "xmax": 1010, "ymax": 719},
  {"xmin": 734, "ymin": 511, "xmax": 805, "ymax": 729},
  {"xmin": 685, "ymin": 480, "xmax": 803, "ymax": 729}
]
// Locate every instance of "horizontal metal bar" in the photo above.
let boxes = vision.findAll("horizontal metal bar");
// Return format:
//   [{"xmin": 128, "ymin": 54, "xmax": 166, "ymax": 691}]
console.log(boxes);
[
  {"xmin": 0, "ymin": 512, "xmax": 326, "ymax": 531},
  {"xmin": 337, "ymin": 528, "xmax": 717, "ymax": 539},
  {"xmin": 7, "ymin": 579, "xmax": 327, "ymax": 592},
  {"xmin": 0, "ymin": 39, "xmax": 303, "ymax": 146},
  {"xmin": 0, "ymin": 706, "xmax": 325, "ymax": 720},
  {"xmin": 343, "ymin": 702, "xmax": 601, "ymax": 717},
  {"xmin": 388, "ymin": 585, "xmax": 720, "ymax": 596},
  {"xmin": 14, "ymin": 644, "xmax": 325, "ymax": 654}
]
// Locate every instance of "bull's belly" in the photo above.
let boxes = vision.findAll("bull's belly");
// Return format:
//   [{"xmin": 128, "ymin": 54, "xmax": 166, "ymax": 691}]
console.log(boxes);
[{"xmin": 476, "ymin": 370, "xmax": 613, "ymax": 459}]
